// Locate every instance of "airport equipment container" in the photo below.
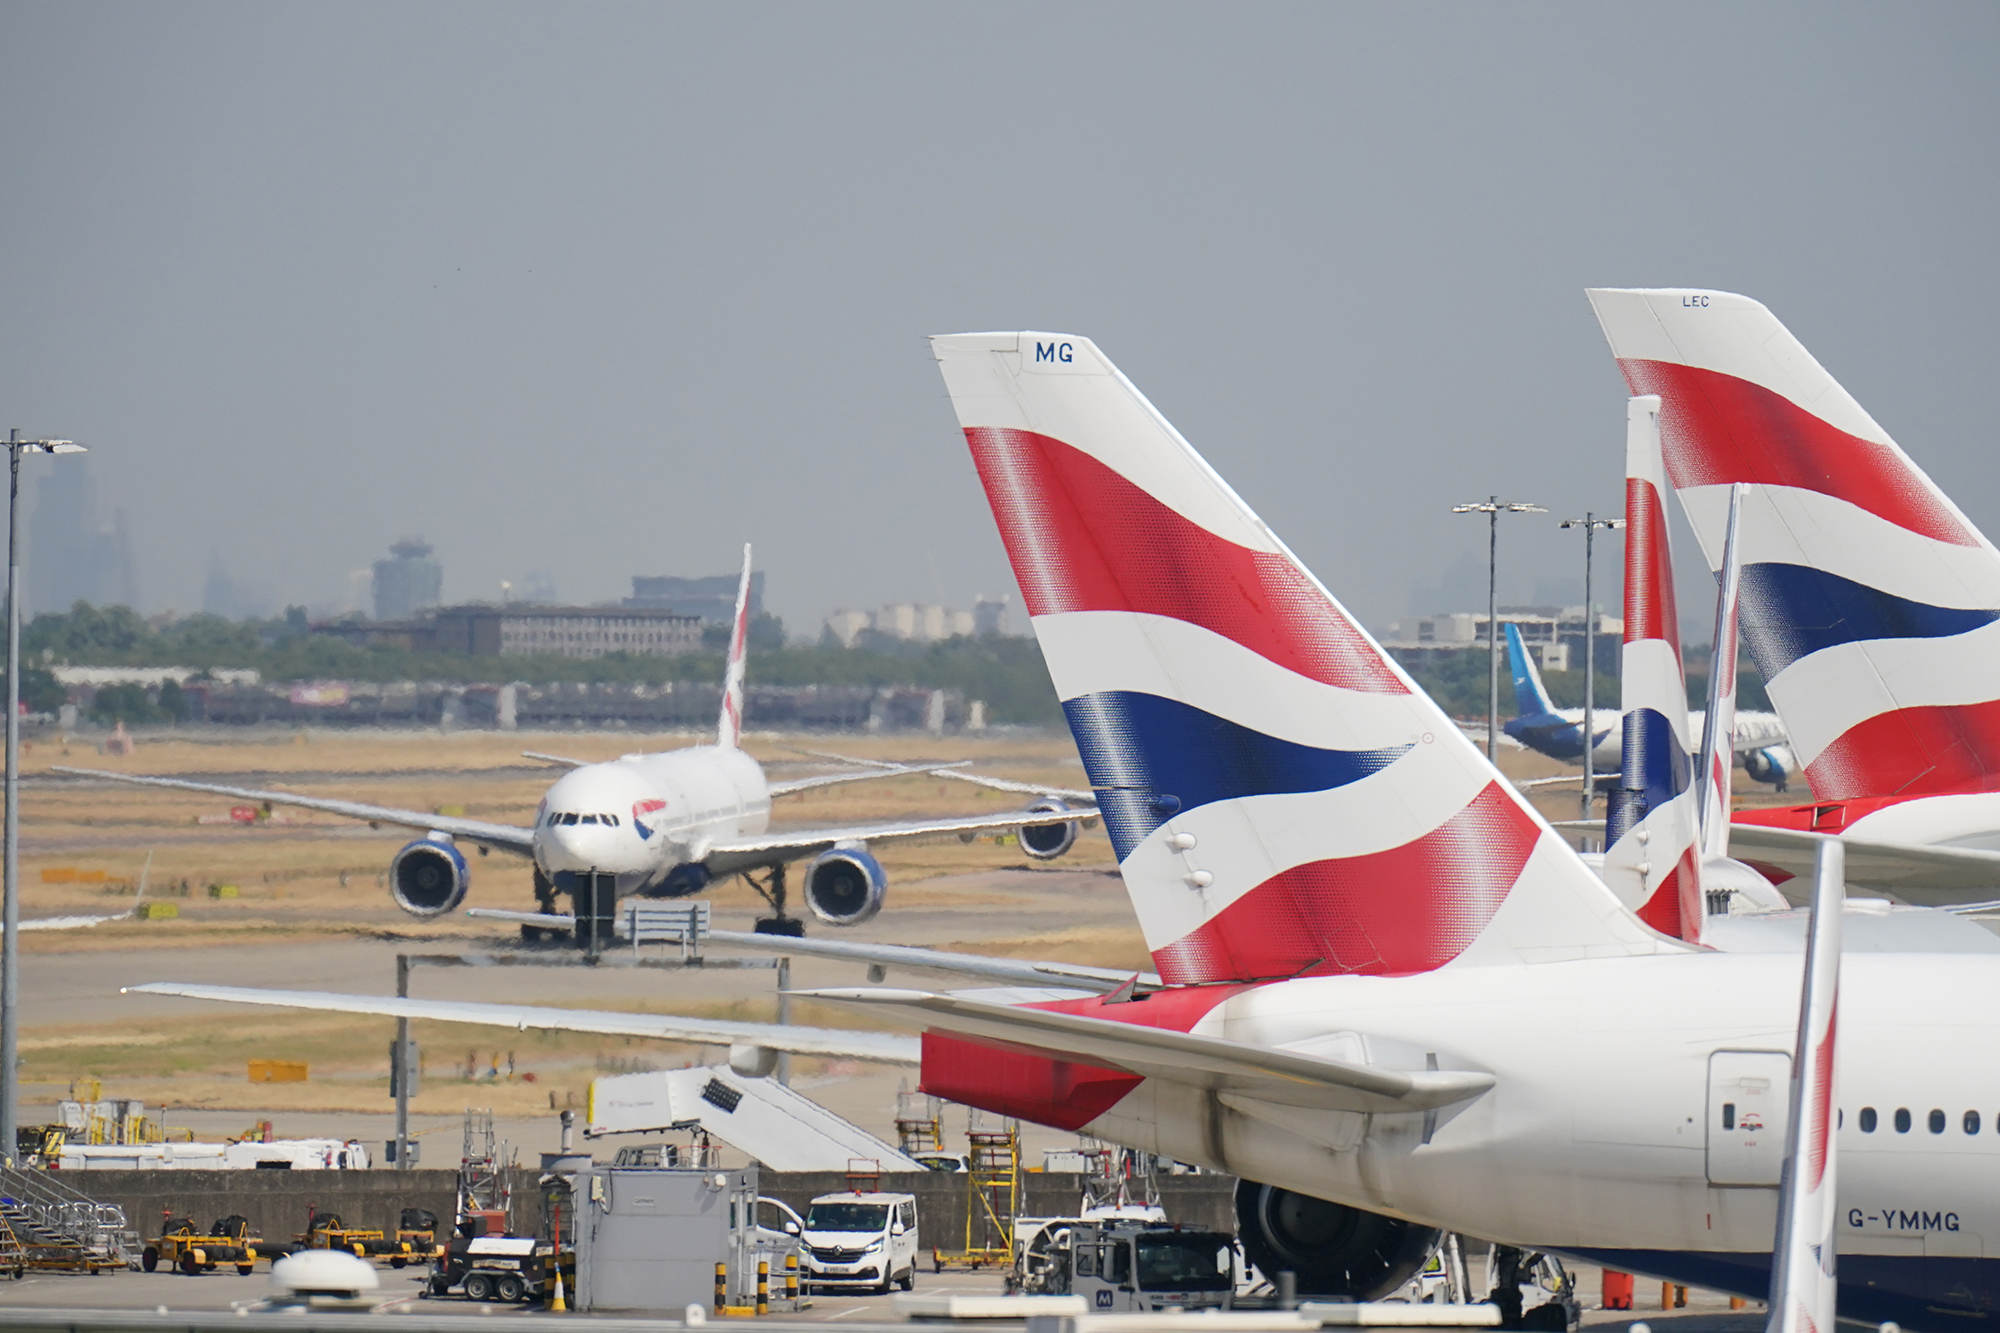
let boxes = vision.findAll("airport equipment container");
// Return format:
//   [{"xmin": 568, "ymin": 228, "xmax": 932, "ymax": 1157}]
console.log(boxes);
[{"xmin": 569, "ymin": 1165, "xmax": 780, "ymax": 1313}]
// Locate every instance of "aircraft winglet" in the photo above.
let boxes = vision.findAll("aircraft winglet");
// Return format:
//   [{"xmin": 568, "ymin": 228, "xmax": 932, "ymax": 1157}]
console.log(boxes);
[
  {"xmin": 1698, "ymin": 484, "xmax": 1747, "ymax": 860},
  {"xmin": 1767, "ymin": 837, "xmax": 1843, "ymax": 1333},
  {"xmin": 718, "ymin": 542, "xmax": 753, "ymax": 749}
]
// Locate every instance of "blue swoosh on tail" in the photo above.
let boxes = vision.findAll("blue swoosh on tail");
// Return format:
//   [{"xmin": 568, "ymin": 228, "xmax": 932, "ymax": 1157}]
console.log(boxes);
[
  {"xmin": 1739, "ymin": 562, "xmax": 2000, "ymax": 679},
  {"xmin": 1062, "ymin": 691, "xmax": 1412, "ymax": 860}
]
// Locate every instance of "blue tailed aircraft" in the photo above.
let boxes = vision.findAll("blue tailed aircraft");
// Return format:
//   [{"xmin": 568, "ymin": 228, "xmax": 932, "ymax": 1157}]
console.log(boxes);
[{"xmin": 1500, "ymin": 622, "xmax": 1794, "ymax": 789}]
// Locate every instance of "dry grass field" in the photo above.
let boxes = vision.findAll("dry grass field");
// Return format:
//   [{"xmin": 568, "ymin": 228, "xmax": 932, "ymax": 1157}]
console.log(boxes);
[{"xmin": 7, "ymin": 723, "xmax": 1789, "ymax": 1149}]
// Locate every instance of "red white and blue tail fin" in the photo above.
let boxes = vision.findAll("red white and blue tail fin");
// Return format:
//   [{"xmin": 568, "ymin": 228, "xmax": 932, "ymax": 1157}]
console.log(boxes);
[
  {"xmin": 1767, "ymin": 838, "xmax": 1843, "ymax": 1333},
  {"xmin": 716, "ymin": 543, "xmax": 753, "ymax": 750},
  {"xmin": 931, "ymin": 332, "xmax": 1678, "ymax": 984},
  {"xmin": 1698, "ymin": 485, "xmax": 1748, "ymax": 859},
  {"xmin": 1603, "ymin": 395, "xmax": 1705, "ymax": 942},
  {"xmin": 1588, "ymin": 288, "xmax": 2000, "ymax": 802}
]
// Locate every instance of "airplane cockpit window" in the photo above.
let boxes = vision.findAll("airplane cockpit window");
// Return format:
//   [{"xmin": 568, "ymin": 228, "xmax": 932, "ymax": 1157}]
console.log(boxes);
[{"xmin": 581, "ymin": 815, "xmax": 600, "ymax": 825}]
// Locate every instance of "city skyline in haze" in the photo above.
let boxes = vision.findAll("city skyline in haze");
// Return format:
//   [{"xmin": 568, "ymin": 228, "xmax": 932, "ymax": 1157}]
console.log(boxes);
[{"xmin": 3, "ymin": 5, "xmax": 1995, "ymax": 642}]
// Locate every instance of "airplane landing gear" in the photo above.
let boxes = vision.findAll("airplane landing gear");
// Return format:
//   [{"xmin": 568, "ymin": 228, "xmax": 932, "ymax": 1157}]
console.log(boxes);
[
  {"xmin": 745, "ymin": 865, "xmax": 805, "ymax": 936},
  {"xmin": 521, "ymin": 867, "xmax": 561, "ymax": 944}
]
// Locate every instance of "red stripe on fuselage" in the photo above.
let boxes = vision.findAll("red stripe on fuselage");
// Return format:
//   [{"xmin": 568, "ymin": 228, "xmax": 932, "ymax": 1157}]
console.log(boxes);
[
  {"xmin": 1616, "ymin": 360, "xmax": 1976, "ymax": 548},
  {"xmin": 1802, "ymin": 700, "xmax": 2000, "ymax": 800},
  {"xmin": 1148, "ymin": 782, "xmax": 1539, "ymax": 985},
  {"xmin": 917, "ymin": 984, "xmax": 1250, "ymax": 1132},
  {"xmin": 966, "ymin": 427, "xmax": 1407, "ymax": 694}
]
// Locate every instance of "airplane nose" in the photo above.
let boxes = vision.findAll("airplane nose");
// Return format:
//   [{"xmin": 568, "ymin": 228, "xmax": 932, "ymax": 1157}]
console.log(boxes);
[{"xmin": 537, "ymin": 823, "xmax": 624, "ymax": 871}]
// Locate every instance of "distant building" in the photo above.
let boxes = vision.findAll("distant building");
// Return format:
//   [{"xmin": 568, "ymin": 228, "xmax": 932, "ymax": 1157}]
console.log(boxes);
[
  {"xmin": 822, "ymin": 601, "xmax": 978, "ymax": 648},
  {"xmin": 973, "ymin": 595, "xmax": 1011, "ymax": 638},
  {"xmin": 317, "ymin": 604, "xmax": 703, "ymax": 660},
  {"xmin": 373, "ymin": 539, "xmax": 443, "ymax": 622},
  {"xmin": 27, "ymin": 457, "xmax": 136, "ymax": 616},
  {"xmin": 1380, "ymin": 605, "xmax": 1622, "ymax": 674},
  {"xmin": 625, "ymin": 571, "xmax": 764, "ymax": 622}
]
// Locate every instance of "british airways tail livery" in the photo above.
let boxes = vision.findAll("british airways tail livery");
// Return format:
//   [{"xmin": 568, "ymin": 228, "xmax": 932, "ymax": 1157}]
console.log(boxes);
[
  {"xmin": 1589, "ymin": 289, "xmax": 2000, "ymax": 899},
  {"xmin": 1587, "ymin": 288, "xmax": 2000, "ymax": 804},
  {"xmin": 931, "ymin": 331, "xmax": 1672, "ymax": 983},
  {"xmin": 1601, "ymin": 395, "xmax": 1704, "ymax": 940}
]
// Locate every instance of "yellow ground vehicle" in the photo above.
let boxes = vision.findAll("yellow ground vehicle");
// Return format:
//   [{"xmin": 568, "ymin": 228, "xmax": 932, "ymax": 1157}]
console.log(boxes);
[
  {"xmin": 395, "ymin": 1209, "xmax": 444, "ymax": 1267},
  {"xmin": 142, "ymin": 1217, "xmax": 262, "ymax": 1276},
  {"xmin": 298, "ymin": 1212, "xmax": 414, "ymax": 1264}
]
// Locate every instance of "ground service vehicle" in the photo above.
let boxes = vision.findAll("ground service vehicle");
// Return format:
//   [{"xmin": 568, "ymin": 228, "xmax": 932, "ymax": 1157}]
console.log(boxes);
[
  {"xmin": 1025, "ymin": 1220, "xmax": 1237, "ymax": 1312},
  {"xmin": 298, "ymin": 1213, "xmax": 412, "ymax": 1262},
  {"xmin": 430, "ymin": 1235, "xmax": 567, "ymax": 1304},
  {"xmin": 801, "ymin": 1192, "xmax": 917, "ymax": 1294},
  {"xmin": 395, "ymin": 1208, "xmax": 443, "ymax": 1266},
  {"xmin": 142, "ymin": 1216, "xmax": 263, "ymax": 1275}
]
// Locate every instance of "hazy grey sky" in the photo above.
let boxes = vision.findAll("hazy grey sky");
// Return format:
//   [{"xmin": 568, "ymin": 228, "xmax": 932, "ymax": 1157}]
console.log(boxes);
[{"xmin": 3, "ymin": 3, "xmax": 1995, "ymax": 636}]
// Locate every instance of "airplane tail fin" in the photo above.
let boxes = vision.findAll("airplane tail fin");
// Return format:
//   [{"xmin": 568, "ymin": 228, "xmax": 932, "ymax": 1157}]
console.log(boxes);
[
  {"xmin": 1587, "ymin": 288, "xmax": 2000, "ymax": 802},
  {"xmin": 1504, "ymin": 622, "xmax": 1558, "ymax": 717},
  {"xmin": 931, "ymin": 332, "xmax": 1676, "ymax": 984},
  {"xmin": 1697, "ymin": 485, "xmax": 1748, "ymax": 859},
  {"xmin": 1602, "ymin": 395, "xmax": 1705, "ymax": 942},
  {"xmin": 717, "ymin": 543, "xmax": 753, "ymax": 749}
]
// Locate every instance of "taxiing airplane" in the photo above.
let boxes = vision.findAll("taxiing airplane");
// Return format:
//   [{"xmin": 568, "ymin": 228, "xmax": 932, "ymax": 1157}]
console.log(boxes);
[
  {"xmin": 1502, "ymin": 624, "xmax": 1791, "ymax": 788},
  {"xmin": 1590, "ymin": 288, "xmax": 2000, "ymax": 903},
  {"xmin": 131, "ymin": 329, "xmax": 2000, "ymax": 1330},
  {"xmin": 60, "ymin": 547, "xmax": 1092, "ymax": 933}
]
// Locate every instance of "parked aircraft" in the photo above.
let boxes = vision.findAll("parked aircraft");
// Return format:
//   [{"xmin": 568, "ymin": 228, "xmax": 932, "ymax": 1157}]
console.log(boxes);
[
  {"xmin": 60, "ymin": 547, "xmax": 1091, "ymax": 933},
  {"xmin": 131, "ymin": 330, "xmax": 2000, "ymax": 1329},
  {"xmin": 1589, "ymin": 288, "xmax": 2000, "ymax": 901},
  {"xmin": 1503, "ymin": 624, "xmax": 1791, "ymax": 787}
]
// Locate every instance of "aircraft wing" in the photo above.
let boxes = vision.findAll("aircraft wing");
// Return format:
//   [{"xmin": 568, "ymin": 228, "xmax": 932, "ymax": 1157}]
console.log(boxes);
[
  {"xmin": 799, "ymin": 987, "xmax": 1495, "ymax": 1114},
  {"xmin": 9, "ymin": 914, "xmax": 129, "ymax": 933},
  {"xmin": 700, "ymin": 807, "xmax": 1096, "ymax": 872},
  {"xmin": 522, "ymin": 751, "xmax": 588, "ymax": 768},
  {"xmin": 458, "ymin": 911, "xmax": 1158, "ymax": 993},
  {"xmin": 1726, "ymin": 824, "xmax": 2000, "ymax": 903},
  {"xmin": 51, "ymin": 767, "xmax": 535, "ymax": 854},
  {"xmin": 700, "ymin": 930, "xmax": 1159, "ymax": 992},
  {"xmin": 122, "ymin": 983, "xmax": 919, "ymax": 1064}
]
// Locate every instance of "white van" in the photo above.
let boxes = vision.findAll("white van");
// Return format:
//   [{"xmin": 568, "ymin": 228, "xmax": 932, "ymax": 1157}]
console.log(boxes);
[{"xmin": 800, "ymin": 1191, "xmax": 918, "ymax": 1294}]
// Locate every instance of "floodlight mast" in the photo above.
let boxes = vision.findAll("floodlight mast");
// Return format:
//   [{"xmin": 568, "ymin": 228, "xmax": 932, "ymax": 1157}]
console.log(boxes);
[
  {"xmin": 1561, "ymin": 512, "xmax": 1624, "ymax": 823},
  {"xmin": 3, "ymin": 429, "xmax": 85, "ymax": 1163},
  {"xmin": 1452, "ymin": 498, "xmax": 1544, "ymax": 761}
]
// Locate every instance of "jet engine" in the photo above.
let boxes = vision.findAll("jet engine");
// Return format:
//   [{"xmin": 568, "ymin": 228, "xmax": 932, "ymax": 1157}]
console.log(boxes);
[
  {"xmin": 1233, "ymin": 1180, "xmax": 1441, "ymax": 1299},
  {"xmin": 1017, "ymin": 798, "xmax": 1080, "ymax": 861},
  {"xmin": 388, "ymin": 835, "xmax": 470, "ymax": 918},
  {"xmin": 802, "ymin": 843, "xmax": 888, "ymax": 926},
  {"xmin": 1744, "ymin": 744, "xmax": 1797, "ymax": 790}
]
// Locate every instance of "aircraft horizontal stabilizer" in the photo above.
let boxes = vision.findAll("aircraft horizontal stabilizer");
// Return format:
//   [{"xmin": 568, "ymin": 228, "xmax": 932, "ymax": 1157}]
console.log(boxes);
[
  {"xmin": 1725, "ymin": 825, "xmax": 2000, "ymax": 903},
  {"xmin": 123, "ymin": 982, "xmax": 920, "ymax": 1064},
  {"xmin": 797, "ymin": 988, "xmax": 1494, "ymax": 1113}
]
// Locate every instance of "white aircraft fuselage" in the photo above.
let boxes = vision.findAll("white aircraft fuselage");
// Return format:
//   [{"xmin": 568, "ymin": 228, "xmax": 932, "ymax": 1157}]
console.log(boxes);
[
  {"xmin": 533, "ymin": 745, "xmax": 772, "ymax": 896},
  {"xmin": 923, "ymin": 949, "xmax": 2000, "ymax": 1326}
]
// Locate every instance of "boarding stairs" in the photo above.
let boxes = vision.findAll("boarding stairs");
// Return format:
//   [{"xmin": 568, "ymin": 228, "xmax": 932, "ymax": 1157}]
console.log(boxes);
[{"xmin": 0, "ymin": 1166, "xmax": 135, "ymax": 1271}]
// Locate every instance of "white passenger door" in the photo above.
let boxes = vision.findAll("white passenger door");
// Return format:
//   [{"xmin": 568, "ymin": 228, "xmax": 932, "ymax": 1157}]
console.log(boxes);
[{"xmin": 1706, "ymin": 1050, "xmax": 1791, "ymax": 1186}]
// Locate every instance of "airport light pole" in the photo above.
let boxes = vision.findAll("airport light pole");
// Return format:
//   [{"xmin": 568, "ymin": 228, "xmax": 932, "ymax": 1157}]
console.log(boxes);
[
  {"xmin": 1560, "ymin": 512, "xmax": 1624, "ymax": 822},
  {"xmin": 1452, "ymin": 497, "xmax": 1544, "ymax": 761},
  {"xmin": 3, "ymin": 430, "xmax": 86, "ymax": 1163}
]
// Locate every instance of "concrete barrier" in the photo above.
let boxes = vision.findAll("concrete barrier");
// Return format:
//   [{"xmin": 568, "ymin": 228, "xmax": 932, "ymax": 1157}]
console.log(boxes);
[
  {"xmin": 47, "ymin": 1169, "xmax": 463, "ymax": 1248},
  {"xmin": 49, "ymin": 1167, "xmax": 1236, "ymax": 1254}
]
